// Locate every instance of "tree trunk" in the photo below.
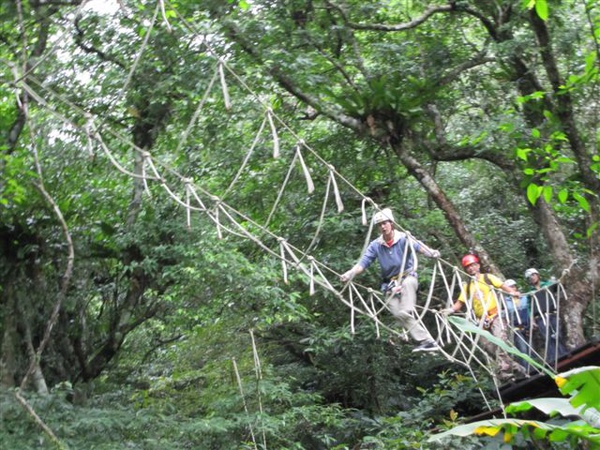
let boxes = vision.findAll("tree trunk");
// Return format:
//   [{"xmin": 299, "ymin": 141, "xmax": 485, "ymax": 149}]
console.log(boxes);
[
  {"xmin": 78, "ymin": 108, "xmax": 164, "ymax": 382},
  {"xmin": 1, "ymin": 281, "xmax": 18, "ymax": 388},
  {"xmin": 390, "ymin": 141, "xmax": 502, "ymax": 275},
  {"xmin": 487, "ymin": 10, "xmax": 597, "ymax": 347},
  {"xmin": 23, "ymin": 321, "xmax": 49, "ymax": 395},
  {"xmin": 529, "ymin": 199, "xmax": 591, "ymax": 347},
  {"xmin": 528, "ymin": 11, "xmax": 600, "ymax": 196}
]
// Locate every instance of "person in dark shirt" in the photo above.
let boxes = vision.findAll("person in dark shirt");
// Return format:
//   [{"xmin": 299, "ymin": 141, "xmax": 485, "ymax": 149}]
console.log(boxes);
[{"xmin": 524, "ymin": 268, "xmax": 569, "ymax": 366}]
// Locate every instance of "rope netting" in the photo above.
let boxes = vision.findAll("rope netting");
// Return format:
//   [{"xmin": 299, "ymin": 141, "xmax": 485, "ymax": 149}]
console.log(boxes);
[{"xmin": 7, "ymin": 0, "xmax": 573, "ymax": 412}]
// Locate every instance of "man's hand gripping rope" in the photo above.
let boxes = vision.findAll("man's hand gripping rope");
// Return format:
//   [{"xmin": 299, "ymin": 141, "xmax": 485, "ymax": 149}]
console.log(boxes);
[
  {"xmin": 340, "ymin": 268, "xmax": 356, "ymax": 283},
  {"xmin": 440, "ymin": 307, "xmax": 455, "ymax": 317}
]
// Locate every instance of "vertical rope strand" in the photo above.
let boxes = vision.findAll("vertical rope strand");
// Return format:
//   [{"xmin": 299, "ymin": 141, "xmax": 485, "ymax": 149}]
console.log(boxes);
[
  {"xmin": 266, "ymin": 109, "xmax": 279, "ymax": 158},
  {"xmin": 328, "ymin": 166, "xmax": 344, "ymax": 212},
  {"xmin": 185, "ymin": 179, "xmax": 192, "ymax": 229},
  {"xmin": 349, "ymin": 287, "xmax": 355, "ymax": 334},
  {"xmin": 279, "ymin": 238, "xmax": 288, "ymax": 283},
  {"xmin": 158, "ymin": 0, "xmax": 173, "ymax": 32},
  {"xmin": 218, "ymin": 59, "xmax": 232, "ymax": 110},
  {"xmin": 232, "ymin": 358, "xmax": 259, "ymax": 450},
  {"xmin": 249, "ymin": 331, "xmax": 267, "ymax": 449},
  {"xmin": 309, "ymin": 257, "xmax": 315, "ymax": 295},
  {"xmin": 296, "ymin": 143, "xmax": 314, "ymax": 193},
  {"xmin": 222, "ymin": 117, "xmax": 267, "ymax": 200},
  {"xmin": 264, "ymin": 151, "xmax": 297, "ymax": 227}
]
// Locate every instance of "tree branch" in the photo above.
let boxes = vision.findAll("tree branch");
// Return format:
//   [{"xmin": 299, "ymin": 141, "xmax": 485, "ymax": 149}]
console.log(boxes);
[
  {"xmin": 224, "ymin": 20, "xmax": 364, "ymax": 131},
  {"xmin": 74, "ymin": 15, "xmax": 125, "ymax": 69},
  {"xmin": 437, "ymin": 52, "xmax": 496, "ymax": 87},
  {"xmin": 332, "ymin": 3, "xmax": 455, "ymax": 32},
  {"xmin": 15, "ymin": 391, "xmax": 66, "ymax": 449}
]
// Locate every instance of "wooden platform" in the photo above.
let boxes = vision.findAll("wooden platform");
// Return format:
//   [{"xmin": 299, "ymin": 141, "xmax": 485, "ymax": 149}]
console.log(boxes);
[
  {"xmin": 466, "ymin": 337, "xmax": 600, "ymax": 422},
  {"xmin": 499, "ymin": 337, "xmax": 600, "ymax": 403}
]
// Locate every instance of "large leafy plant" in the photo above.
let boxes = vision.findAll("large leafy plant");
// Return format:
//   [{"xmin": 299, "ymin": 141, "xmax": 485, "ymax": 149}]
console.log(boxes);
[{"xmin": 430, "ymin": 317, "xmax": 600, "ymax": 448}]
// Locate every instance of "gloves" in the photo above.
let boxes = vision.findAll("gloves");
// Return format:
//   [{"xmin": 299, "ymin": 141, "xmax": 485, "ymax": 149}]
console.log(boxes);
[
  {"xmin": 340, "ymin": 269, "xmax": 355, "ymax": 283},
  {"xmin": 430, "ymin": 250, "xmax": 441, "ymax": 259},
  {"xmin": 386, "ymin": 280, "xmax": 402, "ymax": 295}
]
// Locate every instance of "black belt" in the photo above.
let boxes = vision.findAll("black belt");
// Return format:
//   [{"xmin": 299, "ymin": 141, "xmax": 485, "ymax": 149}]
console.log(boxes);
[{"xmin": 382, "ymin": 271, "xmax": 417, "ymax": 284}]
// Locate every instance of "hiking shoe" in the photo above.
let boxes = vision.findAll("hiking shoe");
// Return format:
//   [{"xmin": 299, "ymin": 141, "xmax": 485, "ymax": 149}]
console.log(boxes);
[
  {"xmin": 412, "ymin": 340, "xmax": 439, "ymax": 353},
  {"xmin": 512, "ymin": 365, "xmax": 529, "ymax": 380},
  {"xmin": 498, "ymin": 373, "xmax": 516, "ymax": 384}
]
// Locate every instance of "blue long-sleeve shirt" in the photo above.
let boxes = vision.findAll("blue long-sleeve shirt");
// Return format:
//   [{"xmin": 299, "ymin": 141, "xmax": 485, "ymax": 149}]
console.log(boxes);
[{"xmin": 359, "ymin": 230, "xmax": 423, "ymax": 288}]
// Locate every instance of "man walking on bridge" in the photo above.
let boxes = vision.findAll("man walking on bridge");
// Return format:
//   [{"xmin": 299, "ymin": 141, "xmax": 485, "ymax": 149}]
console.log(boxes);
[
  {"xmin": 444, "ymin": 254, "xmax": 527, "ymax": 382},
  {"xmin": 340, "ymin": 208, "xmax": 441, "ymax": 353}
]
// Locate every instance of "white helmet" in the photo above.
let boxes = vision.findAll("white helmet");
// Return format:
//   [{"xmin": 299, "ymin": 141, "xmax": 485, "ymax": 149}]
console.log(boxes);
[
  {"xmin": 373, "ymin": 208, "xmax": 394, "ymax": 224},
  {"xmin": 524, "ymin": 268, "xmax": 539, "ymax": 279},
  {"xmin": 505, "ymin": 279, "xmax": 517, "ymax": 287}
]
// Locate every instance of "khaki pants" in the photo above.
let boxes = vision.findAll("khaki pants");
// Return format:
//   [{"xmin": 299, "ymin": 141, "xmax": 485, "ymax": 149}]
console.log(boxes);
[
  {"xmin": 387, "ymin": 275, "xmax": 432, "ymax": 343},
  {"xmin": 480, "ymin": 317, "xmax": 525, "ymax": 380}
]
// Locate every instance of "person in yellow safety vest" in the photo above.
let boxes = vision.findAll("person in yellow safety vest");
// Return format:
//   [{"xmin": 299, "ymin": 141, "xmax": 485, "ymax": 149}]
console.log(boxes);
[{"xmin": 443, "ymin": 254, "xmax": 527, "ymax": 382}]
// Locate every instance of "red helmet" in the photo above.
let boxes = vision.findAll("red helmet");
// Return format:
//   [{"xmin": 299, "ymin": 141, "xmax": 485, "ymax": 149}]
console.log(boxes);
[{"xmin": 461, "ymin": 254, "xmax": 479, "ymax": 268}]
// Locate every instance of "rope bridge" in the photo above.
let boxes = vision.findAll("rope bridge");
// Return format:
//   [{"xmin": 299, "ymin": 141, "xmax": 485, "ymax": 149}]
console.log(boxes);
[{"xmin": 6, "ymin": 0, "xmax": 571, "ymax": 414}]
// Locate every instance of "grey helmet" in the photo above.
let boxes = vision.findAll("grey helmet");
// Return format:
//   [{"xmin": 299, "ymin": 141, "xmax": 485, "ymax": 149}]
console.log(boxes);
[
  {"xmin": 524, "ymin": 268, "xmax": 539, "ymax": 279},
  {"xmin": 373, "ymin": 208, "xmax": 394, "ymax": 224}
]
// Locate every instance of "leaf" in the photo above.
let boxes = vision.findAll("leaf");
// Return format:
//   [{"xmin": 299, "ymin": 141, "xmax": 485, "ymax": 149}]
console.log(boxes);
[
  {"xmin": 430, "ymin": 419, "xmax": 550, "ymax": 442},
  {"xmin": 535, "ymin": 0, "xmax": 548, "ymax": 22},
  {"xmin": 542, "ymin": 185, "xmax": 552, "ymax": 203},
  {"xmin": 535, "ymin": 0, "xmax": 549, "ymax": 21},
  {"xmin": 447, "ymin": 316, "xmax": 554, "ymax": 377},
  {"xmin": 572, "ymin": 192, "xmax": 590, "ymax": 212},
  {"xmin": 506, "ymin": 398, "xmax": 583, "ymax": 418},
  {"xmin": 527, "ymin": 183, "xmax": 542, "ymax": 205},
  {"xmin": 558, "ymin": 189, "xmax": 568, "ymax": 204},
  {"xmin": 588, "ymin": 223, "xmax": 599, "ymax": 239},
  {"xmin": 585, "ymin": 51, "xmax": 597, "ymax": 74},
  {"xmin": 555, "ymin": 157, "xmax": 574, "ymax": 164},
  {"xmin": 516, "ymin": 147, "xmax": 530, "ymax": 161},
  {"xmin": 430, "ymin": 417, "xmax": 600, "ymax": 445},
  {"xmin": 555, "ymin": 366, "xmax": 600, "ymax": 411}
]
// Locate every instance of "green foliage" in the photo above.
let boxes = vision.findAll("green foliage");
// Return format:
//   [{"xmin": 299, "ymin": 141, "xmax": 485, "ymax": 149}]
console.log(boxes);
[
  {"xmin": 333, "ymin": 370, "xmax": 484, "ymax": 450},
  {"xmin": 524, "ymin": 0, "xmax": 549, "ymax": 21},
  {"xmin": 431, "ymin": 374, "xmax": 600, "ymax": 448},
  {"xmin": 1, "ymin": 358, "xmax": 489, "ymax": 449},
  {"xmin": 1, "ymin": 1, "xmax": 599, "ymax": 449},
  {"xmin": 430, "ymin": 318, "xmax": 600, "ymax": 448},
  {"xmin": 0, "ymin": 387, "xmax": 243, "ymax": 450},
  {"xmin": 555, "ymin": 366, "xmax": 600, "ymax": 411},
  {"xmin": 0, "ymin": 152, "xmax": 34, "ymax": 206}
]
